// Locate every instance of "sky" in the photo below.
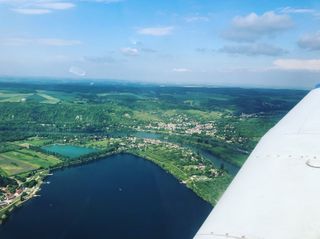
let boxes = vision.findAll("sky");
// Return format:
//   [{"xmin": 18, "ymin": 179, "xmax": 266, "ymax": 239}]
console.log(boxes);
[{"xmin": 0, "ymin": 0, "xmax": 320, "ymax": 89}]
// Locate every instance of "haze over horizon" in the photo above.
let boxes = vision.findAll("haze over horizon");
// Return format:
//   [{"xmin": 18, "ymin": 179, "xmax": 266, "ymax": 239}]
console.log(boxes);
[{"xmin": 1, "ymin": 0, "xmax": 320, "ymax": 89}]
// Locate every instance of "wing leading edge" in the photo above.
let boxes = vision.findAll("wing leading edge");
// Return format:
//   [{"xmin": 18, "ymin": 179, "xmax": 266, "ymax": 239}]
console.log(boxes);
[{"xmin": 194, "ymin": 88, "xmax": 320, "ymax": 239}]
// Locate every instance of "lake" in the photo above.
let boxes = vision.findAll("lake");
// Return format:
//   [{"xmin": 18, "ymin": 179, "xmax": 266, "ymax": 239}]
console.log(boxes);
[
  {"xmin": 0, "ymin": 154, "xmax": 212, "ymax": 239},
  {"xmin": 42, "ymin": 144, "xmax": 98, "ymax": 158}
]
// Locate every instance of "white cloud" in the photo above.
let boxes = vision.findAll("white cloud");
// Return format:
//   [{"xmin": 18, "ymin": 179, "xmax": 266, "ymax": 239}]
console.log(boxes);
[
  {"xmin": 34, "ymin": 2, "xmax": 75, "ymax": 10},
  {"xmin": 0, "ymin": 0, "xmax": 122, "ymax": 4},
  {"xmin": 233, "ymin": 11, "xmax": 292, "ymax": 30},
  {"xmin": 137, "ymin": 27, "xmax": 174, "ymax": 36},
  {"xmin": 121, "ymin": 47, "xmax": 139, "ymax": 56},
  {"xmin": 0, "ymin": 37, "xmax": 81, "ymax": 46},
  {"xmin": 279, "ymin": 7, "xmax": 315, "ymax": 14},
  {"xmin": 185, "ymin": 16, "xmax": 209, "ymax": 23},
  {"xmin": 69, "ymin": 66, "xmax": 86, "ymax": 76},
  {"xmin": 298, "ymin": 32, "xmax": 320, "ymax": 51},
  {"xmin": 220, "ymin": 43, "xmax": 288, "ymax": 56},
  {"xmin": 274, "ymin": 59, "xmax": 320, "ymax": 71},
  {"xmin": 278, "ymin": 7, "xmax": 320, "ymax": 19},
  {"xmin": 172, "ymin": 68, "xmax": 191, "ymax": 73},
  {"xmin": 6, "ymin": 1, "xmax": 75, "ymax": 14},
  {"xmin": 12, "ymin": 8, "xmax": 51, "ymax": 14},
  {"xmin": 1, "ymin": 0, "xmax": 121, "ymax": 15},
  {"xmin": 92, "ymin": 0, "xmax": 124, "ymax": 3},
  {"xmin": 222, "ymin": 11, "xmax": 293, "ymax": 42}
]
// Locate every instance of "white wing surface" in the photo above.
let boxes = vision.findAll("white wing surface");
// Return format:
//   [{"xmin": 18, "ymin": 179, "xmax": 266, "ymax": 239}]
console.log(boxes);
[{"xmin": 194, "ymin": 88, "xmax": 320, "ymax": 239}]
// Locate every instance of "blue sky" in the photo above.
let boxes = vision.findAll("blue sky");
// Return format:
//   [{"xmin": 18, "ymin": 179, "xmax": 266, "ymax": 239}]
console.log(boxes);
[{"xmin": 0, "ymin": 0, "xmax": 320, "ymax": 88}]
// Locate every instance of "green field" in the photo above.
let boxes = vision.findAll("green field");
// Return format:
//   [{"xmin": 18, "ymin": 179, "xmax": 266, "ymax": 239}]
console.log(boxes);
[
  {"xmin": 0, "ymin": 89, "xmax": 62, "ymax": 104},
  {"xmin": 0, "ymin": 91, "xmax": 32, "ymax": 103},
  {"xmin": 36, "ymin": 91, "xmax": 60, "ymax": 104},
  {"xmin": 13, "ymin": 137, "xmax": 53, "ymax": 147},
  {"xmin": 0, "ymin": 149, "xmax": 61, "ymax": 176}
]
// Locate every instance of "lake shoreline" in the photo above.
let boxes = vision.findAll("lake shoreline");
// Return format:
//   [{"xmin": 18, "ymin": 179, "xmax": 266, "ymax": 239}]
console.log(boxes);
[
  {"xmin": 0, "ymin": 153, "xmax": 212, "ymax": 239},
  {"xmin": 0, "ymin": 139, "xmax": 231, "ymax": 225}
]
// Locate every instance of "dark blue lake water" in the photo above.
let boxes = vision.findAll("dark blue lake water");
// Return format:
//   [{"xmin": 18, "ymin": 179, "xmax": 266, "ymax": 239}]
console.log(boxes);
[{"xmin": 0, "ymin": 154, "xmax": 212, "ymax": 239}]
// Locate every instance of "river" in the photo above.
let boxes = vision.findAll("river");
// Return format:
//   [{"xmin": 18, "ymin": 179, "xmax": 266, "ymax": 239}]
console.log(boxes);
[{"xmin": 130, "ymin": 131, "xmax": 240, "ymax": 176}]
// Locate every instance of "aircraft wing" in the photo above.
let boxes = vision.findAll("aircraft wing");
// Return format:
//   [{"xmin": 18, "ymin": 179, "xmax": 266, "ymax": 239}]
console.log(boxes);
[{"xmin": 194, "ymin": 87, "xmax": 320, "ymax": 239}]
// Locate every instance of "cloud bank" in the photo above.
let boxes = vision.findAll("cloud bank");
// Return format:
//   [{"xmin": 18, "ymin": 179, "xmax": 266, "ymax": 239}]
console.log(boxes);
[
  {"xmin": 274, "ymin": 59, "xmax": 320, "ymax": 71},
  {"xmin": 220, "ymin": 43, "xmax": 288, "ymax": 56},
  {"xmin": 298, "ymin": 32, "xmax": 320, "ymax": 51},
  {"xmin": 222, "ymin": 11, "xmax": 293, "ymax": 42}
]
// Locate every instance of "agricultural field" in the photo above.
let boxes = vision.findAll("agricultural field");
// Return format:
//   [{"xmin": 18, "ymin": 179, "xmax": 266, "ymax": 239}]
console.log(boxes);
[
  {"xmin": 36, "ymin": 91, "xmax": 60, "ymax": 104},
  {"xmin": 12, "ymin": 137, "xmax": 53, "ymax": 147},
  {"xmin": 0, "ymin": 91, "xmax": 32, "ymax": 103},
  {"xmin": 0, "ymin": 148, "xmax": 61, "ymax": 176}
]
